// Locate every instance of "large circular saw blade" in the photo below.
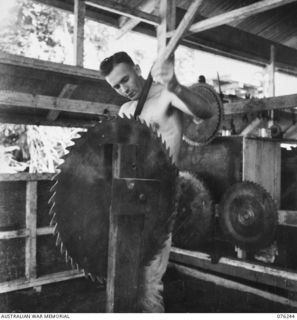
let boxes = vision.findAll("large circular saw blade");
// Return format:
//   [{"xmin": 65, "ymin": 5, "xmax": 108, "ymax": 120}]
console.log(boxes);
[
  {"xmin": 173, "ymin": 171, "xmax": 215, "ymax": 250},
  {"xmin": 183, "ymin": 83, "xmax": 223, "ymax": 146},
  {"xmin": 219, "ymin": 181, "xmax": 277, "ymax": 249},
  {"xmin": 49, "ymin": 116, "xmax": 177, "ymax": 280}
]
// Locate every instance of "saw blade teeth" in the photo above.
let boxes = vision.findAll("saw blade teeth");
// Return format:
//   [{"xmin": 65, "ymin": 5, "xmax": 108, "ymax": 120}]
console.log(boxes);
[
  {"xmin": 48, "ymin": 192, "xmax": 56, "ymax": 205},
  {"xmin": 50, "ymin": 213, "xmax": 56, "ymax": 227},
  {"xmin": 65, "ymin": 250, "xmax": 69, "ymax": 263},
  {"xmin": 53, "ymin": 223, "xmax": 58, "ymax": 235},
  {"xmin": 52, "ymin": 170, "xmax": 60, "ymax": 181},
  {"xmin": 49, "ymin": 204, "xmax": 55, "ymax": 216},
  {"xmin": 55, "ymin": 232, "xmax": 61, "ymax": 246},
  {"xmin": 60, "ymin": 242, "xmax": 65, "ymax": 254},
  {"xmin": 50, "ymin": 181, "xmax": 58, "ymax": 193},
  {"xmin": 70, "ymin": 257, "xmax": 75, "ymax": 269},
  {"xmin": 89, "ymin": 273, "xmax": 96, "ymax": 282}
]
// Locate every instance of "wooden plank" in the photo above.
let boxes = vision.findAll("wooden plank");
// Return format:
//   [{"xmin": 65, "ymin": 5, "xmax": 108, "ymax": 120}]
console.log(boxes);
[
  {"xmin": 0, "ymin": 270, "xmax": 83, "ymax": 294},
  {"xmin": 116, "ymin": 0, "xmax": 157, "ymax": 39},
  {"xmin": 243, "ymin": 138, "xmax": 281, "ymax": 206},
  {"xmin": 170, "ymin": 262, "xmax": 297, "ymax": 308},
  {"xmin": 0, "ymin": 229, "xmax": 29, "ymax": 240},
  {"xmin": 106, "ymin": 144, "xmax": 120, "ymax": 313},
  {"xmin": 36, "ymin": 226, "xmax": 54, "ymax": 236},
  {"xmin": 46, "ymin": 84, "xmax": 78, "ymax": 121},
  {"xmin": 74, "ymin": 0, "xmax": 85, "ymax": 67},
  {"xmin": 25, "ymin": 181, "xmax": 38, "ymax": 280},
  {"xmin": 224, "ymin": 93, "xmax": 297, "ymax": 115},
  {"xmin": 0, "ymin": 173, "xmax": 54, "ymax": 181},
  {"xmin": 85, "ymin": 0, "xmax": 160, "ymax": 25},
  {"xmin": 0, "ymin": 90, "xmax": 118, "ymax": 116},
  {"xmin": 278, "ymin": 210, "xmax": 297, "ymax": 227},
  {"xmin": 268, "ymin": 45, "xmax": 276, "ymax": 98},
  {"xmin": 170, "ymin": 247, "xmax": 297, "ymax": 291},
  {"xmin": 240, "ymin": 118, "xmax": 262, "ymax": 136},
  {"xmin": 188, "ymin": 0, "xmax": 297, "ymax": 35},
  {"xmin": 0, "ymin": 113, "xmax": 99, "ymax": 128},
  {"xmin": 0, "ymin": 51, "xmax": 104, "ymax": 80}
]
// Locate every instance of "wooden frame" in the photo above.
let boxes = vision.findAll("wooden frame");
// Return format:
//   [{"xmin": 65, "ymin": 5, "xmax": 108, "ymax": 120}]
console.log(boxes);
[
  {"xmin": 170, "ymin": 247, "xmax": 297, "ymax": 296},
  {"xmin": 0, "ymin": 173, "xmax": 83, "ymax": 294}
]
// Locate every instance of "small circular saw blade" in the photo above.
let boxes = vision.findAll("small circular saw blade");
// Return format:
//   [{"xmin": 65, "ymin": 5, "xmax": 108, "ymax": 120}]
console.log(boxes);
[
  {"xmin": 219, "ymin": 181, "xmax": 277, "ymax": 249},
  {"xmin": 183, "ymin": 83, "xmax": 223, "ymax": 146}
]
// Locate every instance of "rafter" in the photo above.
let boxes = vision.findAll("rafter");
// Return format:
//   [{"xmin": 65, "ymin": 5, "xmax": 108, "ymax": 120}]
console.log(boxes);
[
  {"xmin": 116, "ymin": 0, "xmax": 157, "ymax": 39},
  {"xmin": 85, "ymin": 0, "xmax": 160, "ymax": 25}
]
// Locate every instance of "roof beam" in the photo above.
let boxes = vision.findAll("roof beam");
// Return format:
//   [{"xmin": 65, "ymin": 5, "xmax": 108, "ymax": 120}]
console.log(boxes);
[
  {"xmin": 116, "ymin": 0, "xmax": 157, "ymax": 39},
  {"xmin": 188, "ymin": 0, "xmax": 297, "ymax": 35},
  {"xmin": 0, "ymin": 90, "xmax": 118, "ymax": 116},
  {"xmin": 224, "ymin": 93, "xmax": 297, "ymax": 115},
  {"xmin": 0, "ymin": 51, "xmax": 104, "ymax": 80},
  {"xmin": 85, "ymin": 0, "xmax": 160, "ymax": 25}
]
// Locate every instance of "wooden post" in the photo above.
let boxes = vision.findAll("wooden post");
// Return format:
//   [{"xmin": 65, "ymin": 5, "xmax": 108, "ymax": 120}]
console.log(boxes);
[
  {"xmin": 106, "ymin": 144, "xmax": 120, "ymax": 313},
  {"xmin": 25, "ymin": 181, "xmax": 38, "ymax": 280},
  {"xmin": 157, "ymin": 0, "xmax": 176, "ymax": 53},
  {"xmin": 74, "ymin": 0, "xmax": 85, "ymax": 67},
  {"xmin": 268, "ymin": 45, "xmax": 276, "ymax": 125}
]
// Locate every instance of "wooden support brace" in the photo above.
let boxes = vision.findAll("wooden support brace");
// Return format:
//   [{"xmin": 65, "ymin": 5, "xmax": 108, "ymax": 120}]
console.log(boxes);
[
  {"xmin": 167, "ymin": 0, "xmax": 297, "ymax": 36},
  {"xmin": 74, "ymin": 0, "xmax": 86, "ymax": 67},
  {"xmin": 46, "ymin": 84, "xmax": 78, "ymax": 121},
  {"xmin": 25, "ymin": 181, "xmax": 38, "ymax": 280},
  {"xmin": 170, "ymin": 262, "xmax": 297, "ymax": 308},
  {"xmin": 86, "ymin": 0, "xmax": 160, "ymax": 25},
  {"xmin": 116, "ymin": 0, "xmax": 157, "ymax": 39},
  {"xmin": 0, "ymin": 90, "xmax": 118, "ymax": 116}
]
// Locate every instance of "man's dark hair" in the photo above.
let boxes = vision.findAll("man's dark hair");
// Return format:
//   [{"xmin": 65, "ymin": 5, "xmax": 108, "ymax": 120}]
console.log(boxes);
[{"xmin": 100, "ymin": 51, "xmax": 135, "ymax": 76}]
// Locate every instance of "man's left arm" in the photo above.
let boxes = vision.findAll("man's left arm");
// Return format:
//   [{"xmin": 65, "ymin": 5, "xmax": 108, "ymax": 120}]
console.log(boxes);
[{"xmin": 151, "ymin": 60, "xmax": 214, "ymax": 119}]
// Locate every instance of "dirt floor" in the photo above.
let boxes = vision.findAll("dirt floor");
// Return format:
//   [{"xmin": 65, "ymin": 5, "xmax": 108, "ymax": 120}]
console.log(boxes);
[{"xmin": 1, "ymin": 266, "xmax": 297, "ymax": 313}]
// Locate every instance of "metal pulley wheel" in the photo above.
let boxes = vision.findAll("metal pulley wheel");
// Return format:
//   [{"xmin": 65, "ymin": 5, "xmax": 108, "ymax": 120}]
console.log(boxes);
[
  {"xmin": 49, "ymin": 116, "xmax": 177, "ymax": 281},
  {"xmin": 219, "ymin": 181, "xmax": 277, "ymax": 249},
  {"xmin": 183, "ymin": 83, "xmax": 223, "ymax": 146},
  {"xmin": 173, "ymin": 171, "xmax": 215, "ymax": 250}
]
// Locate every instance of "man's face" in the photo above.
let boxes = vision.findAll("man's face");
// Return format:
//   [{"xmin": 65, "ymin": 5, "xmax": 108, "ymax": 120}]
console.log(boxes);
[{"xmin": 105, "ymin": 62, "xmax": 143, "ymax": 100}]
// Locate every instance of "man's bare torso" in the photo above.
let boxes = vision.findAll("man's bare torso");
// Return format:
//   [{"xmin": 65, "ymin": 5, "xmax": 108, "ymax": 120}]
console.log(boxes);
[{"xmin": 119, "ymin": 82, "xmax": 183, "ymax": 164}]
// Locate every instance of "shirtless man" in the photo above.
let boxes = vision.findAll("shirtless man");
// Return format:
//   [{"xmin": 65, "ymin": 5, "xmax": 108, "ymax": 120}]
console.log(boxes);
[{"xmin": 100, "ymin": 51, "xmax": 213, "ymax": 312}]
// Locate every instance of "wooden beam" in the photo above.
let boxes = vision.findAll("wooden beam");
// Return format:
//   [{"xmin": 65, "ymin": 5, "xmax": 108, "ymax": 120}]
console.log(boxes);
[
  {"xmin": 25, "ymin": 181, "xmax": 38, "ymax": 280},
  {"xmin": 0, "ymin": 172, "xmax": 55, "ymax": 181},
  {"xmin": 0, "ymin": 51, "xmax": 104, "ymax": 80},
  {"xmin": 0, "ymin": 229, "xmax": 29, "ymax": 240},
  {"xmin": 170, "ymin": 247, "xmax": 297, "ymax": 292},
  {"xmin": 224, "ymin": 93, "xmax": 297, "ymax": 115},
  {"xmin": 116, "ymin": 0, "xmax": 157, "ymax": 39},
  {"xmin": 74, "ymin": 0, "xmax": 85, "ymax": 67},
  {"xmin": 36, "ymin": 226, "xmax": 54, "ymax": 236},
  {"xmin": 0, "ymin": 270, "xmax": 83, "ymax": 294},
  {"xmin": 0, "ymin": 114, "xmax": 99, "ymax": 128},
  {"xmin": 46, "ymin": 84, "xmax": 78, "ymax": 121},
  {"xmin": 278, "ymin": 210, "xmax": 297, "ymax": 227},
  {"xmin": 158, "ymin": 0, "xmax": 204, "ymax": 62},
  {"xmin": 240, "ymin": 118, "xmax": 262, "ymax": 136},
  {"xmin": 85, "ymin": 0, "xmax": 160, "ymax": 25},
  {"xmin": 188, "ymin": 0, "xmax": 297, "ymax": 35},
  {"xmin": 157, "ymin": 0, "xmax": 176, "ymax": 53},
  {"xmin": 0, "ymin": 90, "xmax": 119, "ymax": 116},
  {"xmin": 170, "ymin": 263, "xmax": 297, "ymax": 308}
]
